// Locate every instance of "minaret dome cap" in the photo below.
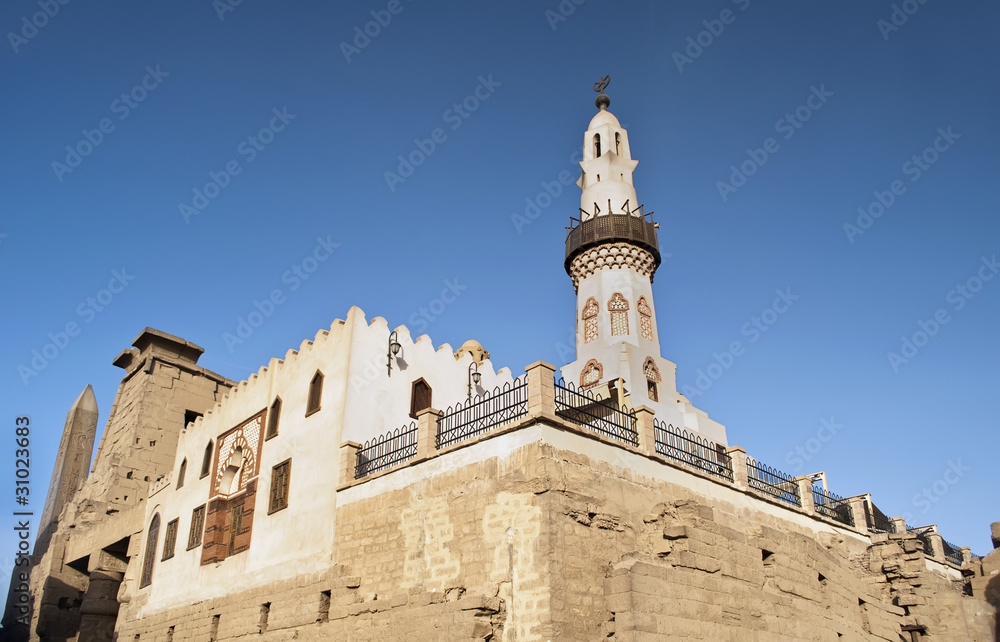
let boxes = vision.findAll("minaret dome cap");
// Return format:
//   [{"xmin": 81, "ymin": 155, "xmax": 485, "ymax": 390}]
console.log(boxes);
[{"xmin": 588, "ymin": 108, "xmax": 622, "ymax": 130}]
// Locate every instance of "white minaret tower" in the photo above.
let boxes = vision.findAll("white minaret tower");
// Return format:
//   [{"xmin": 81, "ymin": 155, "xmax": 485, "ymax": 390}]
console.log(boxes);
[{"xmin": 560, "ymin": 78, "xmax": 727, "ymax": 444}]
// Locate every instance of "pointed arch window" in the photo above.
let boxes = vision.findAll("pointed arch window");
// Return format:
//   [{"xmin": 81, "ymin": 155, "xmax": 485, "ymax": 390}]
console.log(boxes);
[
  {"xmin": 306, "ymin": 371, "xmax": 324, "ymax": 416},
  {"xmin": 593, "ymin": 133, "xmax": 601, "ymax": 158},
  {"xmin": 582, "ymin": 297, "xmax": 599, "ymax": 344},
  {"xmin": 140, "ymin": 513, "xmax": 160, "ymax": 588},
  {"xmin": 200, "ymin": 441, "xmax": 213, "ymax": 479},
  {"xmin": 580, "ymin": 359, "xmax": 603, "ymax": 390},
  {"xmin": 615, "ymin": 132, "xmax": 621, "ymax": 155},
  {"xmin": 643, "ymin": 358, "xmax": 661, "ymax": 403},
  {"xmin": 266, "ymin": 397, "xmax": 281, "ymax": 440},
  {"xmin": 637, "ymin": 297, "xmax": 653, "ymax": 341},
  {"xmin": 608, "ymin": 293, "xmax": 630, "ymax": 337},
  {"xmin": 409, "ymin": 379, "xmax": 432, "ymax": 419},
  {"xmin": 176, "ymin": 458, "xmax": 187, "ymax": 489}
]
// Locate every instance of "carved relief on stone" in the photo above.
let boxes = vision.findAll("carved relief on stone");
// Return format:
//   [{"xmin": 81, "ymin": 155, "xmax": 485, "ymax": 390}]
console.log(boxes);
[
  {"xmin": 581, "ymin": 359, "xmax": 603, "ymax": 389},
  {"xmin": 582, "ymin": 297, "xmax": 599, "ymax": 344},
  {"xmin": 637, "ymin": 296, "xmax": 653, "ymax": 340}
]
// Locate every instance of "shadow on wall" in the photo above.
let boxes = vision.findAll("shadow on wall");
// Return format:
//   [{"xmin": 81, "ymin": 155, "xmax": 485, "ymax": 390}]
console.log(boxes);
[{"xmin": 988, "ymin": 574, "xmax": 1000, "ymax": 641}]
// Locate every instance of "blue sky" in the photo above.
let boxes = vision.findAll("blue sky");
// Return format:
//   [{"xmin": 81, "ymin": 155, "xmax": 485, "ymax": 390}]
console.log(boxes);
[{"xmin": 1, "ymin": 0, "xmax": 998, "ymax": 597}]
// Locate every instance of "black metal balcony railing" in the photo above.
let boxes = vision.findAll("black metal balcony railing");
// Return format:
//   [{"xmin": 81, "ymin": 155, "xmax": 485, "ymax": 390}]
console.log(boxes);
[
  {"xmin": 654, "ymin": 420, "xmax": 733, "ymax": 482},
  {"xmin": 811, "ymin": 485, "xmax": 854, "ymax": 527},
  {"xmin": 355, "ymin": 422, "xmax": 418, "ymax": 479},
  {"xmin": 864, "ymin": 501, "xmax": 896, "ymax": 534},
  {"xmin": 564, "ymin": 211, "xmax": 661, "ymax": 274},
  {"xmin": 554, "ymin": 378, "xmax": 638, "ymax": 446},
  {"xmin": 436, "ymin": 377, "xmax": 528, "ymax": 450},
  {"xmin": 941, "ymin": 538, "xmax": 964, "ymax": 566},
  {"xmin": 746, "ymin": 457, "xmax": 801, "ymax": 507}
]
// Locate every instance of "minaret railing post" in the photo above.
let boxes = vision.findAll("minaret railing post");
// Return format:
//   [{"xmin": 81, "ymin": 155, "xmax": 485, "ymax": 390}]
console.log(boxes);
[
  {"xmin": 725, "ymin": 446, "xmax": 749, "ymax": 490},
  {"xmin": 525, "ymin": 361, "xmax": 558, "ymax": 422},
  {"xmin": 415, "ymin": 408, "xmax": 443, "ymax": 460},
  {"xmin": 794, "ymin": 476, "xmax": 816, "ymax": 514},
  {"xmin": 339, "ymin": 441, "xmax": 361, "ymax": 486},
  {"xmin": 633, "ymin": 406, "xmax": 657, "ymax": 458}
]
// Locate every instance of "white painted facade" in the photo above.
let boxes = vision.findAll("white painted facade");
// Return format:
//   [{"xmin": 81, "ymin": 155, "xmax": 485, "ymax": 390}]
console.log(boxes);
[
  {"xmin": 127, "ymin": 307, "xmax": 514, "ymax": 613},
  {"xmin": 560, "ymin": 98, "xmax": 728, "ymax": 445}
]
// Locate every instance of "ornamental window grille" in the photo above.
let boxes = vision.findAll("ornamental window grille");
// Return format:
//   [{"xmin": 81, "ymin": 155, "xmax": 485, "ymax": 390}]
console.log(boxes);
[
  {"xmin": 265, "ymin": 397, "xmax": 281, "ymax": 439},
  {"xmin": 644, "ymin": 358, "xmax": 660, "ymax": 402},
  {"xmin": 162, "ymin": 519, "xmax": 178, "ymax": 561},
  {"xmin": 188, "ymin": 505, "xmax": 205, "ymax": 549},
  {"xmin": 609, "ymin": 293, "xmax": 629, "ymax": 336},
  {"xmin": 140, "ymin": 514, "xmax": 160, "ymax": 588},
  {"xmin": 269, "ymin": 459, "xmax": 291, "ymax": 514},
  {"xmin": 581, "ymin": 359, "xmax": 603, "ymax": 389},
  {"xmin": 582, "ymin": 297, "xmax": 599, "ymax": 344},
  {"xmin": 638, "ymin": 297, "xmax": 653, "ymax": 340}
]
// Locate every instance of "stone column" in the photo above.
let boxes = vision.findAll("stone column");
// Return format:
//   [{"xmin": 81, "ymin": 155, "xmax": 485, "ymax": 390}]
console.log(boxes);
[
  {"xmin": 890, "ymin": 517, "xmax": 907, "ymax": 534},
  {"xmin": 525, "ymin": 361, "xmax": 557, "ymax": 421},
  {"xmin": 415, "ymin": 408, "xmax": 442, "ymax": 460},
  {"xmin": 633, "ymin": 406, "xmax": 656, "ymax": 457},
  {"xmin": 959, "ymin": 547, "xmax": 973, "ymax": 565},
  {"xmin": 725, "ymin": 447, "xmax": 749, "ymax": 490},
  {"xmin": 846, "ymin": 496, "xmax": 870, "ymax": 535},
  {"xmin": 926, "ymin": 530, "xmax": 945, "ymax": 562},
  {"xmin": 339, "ymin": 441, "xmax": 361, "ymax": 486},
  {"xmin": 795, "ymin": 477, "xmax": 815, "ymax": 514}
]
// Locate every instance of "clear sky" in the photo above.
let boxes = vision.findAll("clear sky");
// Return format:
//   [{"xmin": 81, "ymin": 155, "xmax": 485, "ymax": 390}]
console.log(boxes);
[{"xmin": 1, "ymin": 0, "xmax": 997, "ymax": 599}]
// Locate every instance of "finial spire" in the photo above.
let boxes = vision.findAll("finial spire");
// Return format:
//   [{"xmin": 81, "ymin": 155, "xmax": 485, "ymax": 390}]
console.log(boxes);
[{"xmin": 593, "ymin": 75, "xmax": 611, "ymax": 110}]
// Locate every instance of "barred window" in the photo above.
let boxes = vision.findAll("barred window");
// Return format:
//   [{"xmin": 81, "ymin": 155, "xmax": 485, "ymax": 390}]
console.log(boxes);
[
  {"xmin": 581, "ymin": 359, "xmax": 603, "ymax": 389},
  {"xmin": 140, "ymin": 514, "xmax": 160, "ymax": 588},
  {"xmin": 306, "ymin": 371, "xmax": 323, "ymax": 416},
  {"xmin": 188, "ymin": 505, "xmax": 206, "ymax": 550},
  {"xmin": 644, "ymin": 358, "xmax": 661, "ymax": 403},
  {"xmin": 637, "ymin": 297, "xmax": 653, "ymax": 340},
  {"xmin": 162, "ymin": 519, "xmax": 178, "ymax": 561},
  {"xmin": 582, "ymin": 297, "xmax": 599, "ymax": 344},
  {"xmin": 269, "ymin": 459, "xmax": 291, "ymax": 514},
  {"xmin": 266, "ymin": 397, "xmax": 281, "ymax": 439},
  {"xmin": 608, "ymin": 293, "xmax": 629, "ymax": 337}
]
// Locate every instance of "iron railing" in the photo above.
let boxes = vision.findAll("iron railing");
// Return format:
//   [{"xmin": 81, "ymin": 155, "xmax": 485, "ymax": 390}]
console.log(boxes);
[
  {"xmin": 436, "ymin": 376, "xmax": 528, "ymax": 449},
  {"xmin": 653, "ymin": 420, "xmax": 733, "ymax": 482},
  {"xmin": 355, "ymin": 422, "xmax": 418, "ymax": 479},
  {"xmin": 811, "ymin": 485, "xmax": 854, "ymax": 527},
  {"xmin": 554, "ymin": 378, "xmax": 638, "ymax": 446},
  {"xmin": 908, "ymin": 526, "xmax": 936, "ymax": 557},
  {"xmin": 746, "ymin": 457, "xmax": 801, "ymax": 507},
  {"xmin": 864, "ymin": 500, "xmax": 896, "ymax": 534},
  {"xmin": 564, "ymin": 211, "xmax": 661, "ymax": 274},
  {"xmin": 941, "ymin": 538, "xmax": 963, "ymax": 566}
]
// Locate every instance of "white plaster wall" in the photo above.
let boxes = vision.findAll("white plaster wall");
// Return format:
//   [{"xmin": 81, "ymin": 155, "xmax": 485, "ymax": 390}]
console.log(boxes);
[{"xmin": 133, "ymin": 306, "xmax": 517, "ymax": 615}]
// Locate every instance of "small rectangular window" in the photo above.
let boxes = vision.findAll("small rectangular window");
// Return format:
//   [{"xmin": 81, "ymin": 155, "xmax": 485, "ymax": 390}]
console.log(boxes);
[
  {"xmin": 306, "ymin": 372, "xmax": 323, "ymax": 416},
  {"xmin": 269, "ymin": 459, "xmax": 291, "ymax": 514},
  {"xmin": 188, "ymin": 505, "xmax": 206, "ymax": 550},
  {"xmin": 162, "ymin": 519, "xmax": 179, "ymax": 560},
  {"xmin": 266, "ymin": 398, "xmax": 281, "ymax": 439}
]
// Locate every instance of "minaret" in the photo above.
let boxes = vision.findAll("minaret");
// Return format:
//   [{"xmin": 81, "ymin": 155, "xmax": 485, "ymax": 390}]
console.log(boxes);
[
  {"xmin": 37, "ymin": 385, "xmax": 99, "ymax": 538},
  {"xmin": 561, "ymin": 79, "xmax": 726, "ymax": 444}
]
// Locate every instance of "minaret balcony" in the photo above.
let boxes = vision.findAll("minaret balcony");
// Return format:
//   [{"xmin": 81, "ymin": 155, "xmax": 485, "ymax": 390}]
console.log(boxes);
[{"xmin": 565, "ymin": 211, "xmax": 661, "ymax": 275}]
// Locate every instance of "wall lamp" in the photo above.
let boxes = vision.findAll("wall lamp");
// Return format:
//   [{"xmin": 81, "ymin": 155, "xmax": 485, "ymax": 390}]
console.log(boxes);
[
  {"xmin": 387, "ymin": 331, "xmax": 401, "ymax": 376},
  {"xmin": 467, "ymin": 361, "xmax": 481, "ymax": 401}
]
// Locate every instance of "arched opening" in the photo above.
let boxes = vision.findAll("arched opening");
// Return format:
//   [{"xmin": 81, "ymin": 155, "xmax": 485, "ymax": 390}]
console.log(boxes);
[
  {"xmin": 176, "ymin": 458, "xmax": 187, "ymax": 489},
  {"xmin": 593, "ymin": 133, "xmax": 601, "ymax": 158},
  {"xmin": 638, "ymin": 297, "xmax": 653, "ymax": 340},
  {"xmin": 644, "ymin": 358, "xmax": 661, "ymax": 403},
  {"xmin": 219, "ymin": 446, "xmax": 244, "ymax": 496},
  {"xmin": 140, "ymin": 513, "xmax": 160, "ymax": 588},
  {"xmin": 409, "ymin": 378, "xmax": 433, "ymax": 419},
  {"xmin": 615, "ymin": 132, "xmax": 621, "ymax": 155},
  {"xmin": 582, "ymin": 297, "xmax": 599, "ymax": 344},
  {"xmin": 608, "ymin": 293, "xmax": 630, "ymax": 337},
  {"xmin": 266, "ymin": 397, "xmax": 281, "ymax": 439},
  {"xmin": 307, "ymin": 371, "xmax": 324, "ymax": 416},
  {"xmin": 581, "ymin": 359, "xmax": 603, "ymax": 390},
  {"xmin": 200, "ymin": 441, "xmax": 213, "ymax": 479}
]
